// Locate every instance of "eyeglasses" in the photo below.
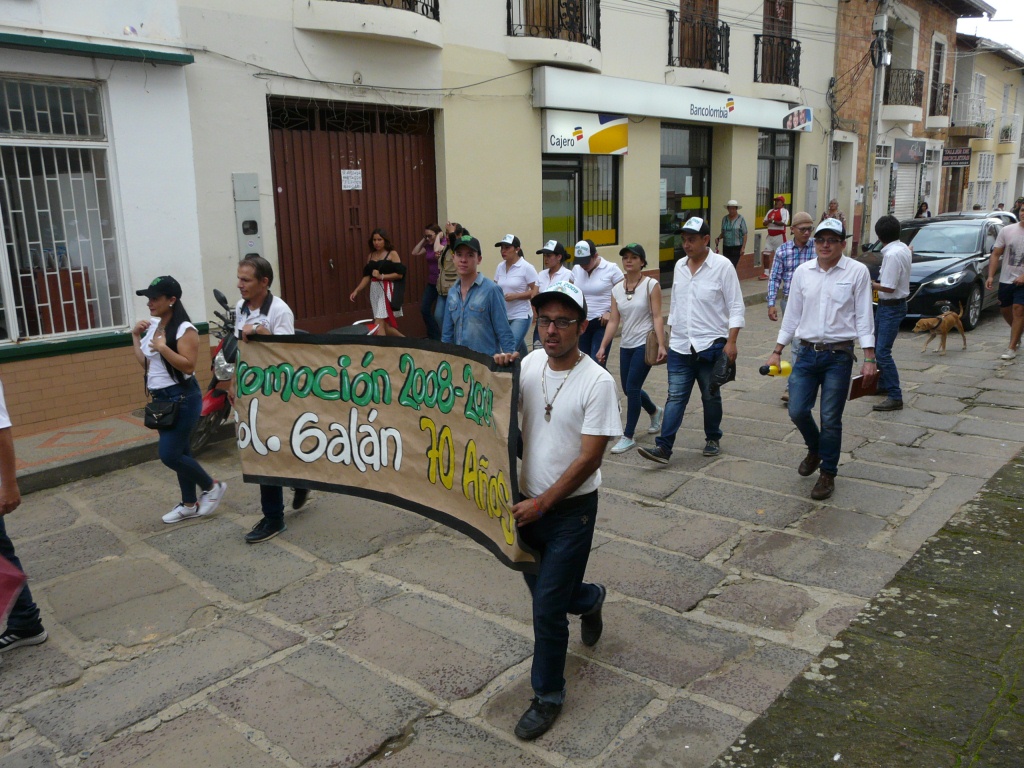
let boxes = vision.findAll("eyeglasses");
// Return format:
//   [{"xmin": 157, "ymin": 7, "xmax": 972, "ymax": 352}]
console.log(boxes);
[
  {"xmin": 816, "ymin": 238, "xmax": 844, "ymax": 246},
  {"xmin": 794, "ymin": 226, "xmax": 814, "ymax": 233},
  {"xmin": 537, "ymin": 317, "xmax": 579, "ymax": 329}
]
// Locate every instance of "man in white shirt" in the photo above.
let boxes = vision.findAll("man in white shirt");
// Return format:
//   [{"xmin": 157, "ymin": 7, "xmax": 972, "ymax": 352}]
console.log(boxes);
[
  {"xmin": 571, "ymin": 239, "xmax": 623, "ymax": 366},
  {"xmin": 871, "ymin": 215, "xmax": 912, "ymax": 411},
  {"xmin": 764, "ymin": 218, "xmax": 877, "ymax": 500},
  {"xmin": 493, "ymin": 281, "xmax": 621, "ymax": 741},
  {"xmin": 985, "ymin": 217, "xmax": 1024, "ymax": 360},
  {"xmin": 638, "ymin": 217, "xmax": 744, "ymax": 464},
  {"xmin": 0, "ymin": 377, "xmax": 47, "ymax": 653},
  {"xmin": 234, "ymin": 256, "xmax": 301, "ymax": 544}
]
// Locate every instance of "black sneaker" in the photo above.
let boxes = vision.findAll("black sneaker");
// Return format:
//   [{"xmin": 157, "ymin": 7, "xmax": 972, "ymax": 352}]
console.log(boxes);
[
  {"xmin": 637, "ymin": 446, "xmax": 670, "ymax": 465},
  {"xmin": 581, "ymin": 584, "xmax": 606, "ymax": 647},
  {"xmin": 703, "ymin": 439, "xmax": 720, "ymax": 457},
  {"xmin": 514, "ymin": 697, "xmax": 562, "ymax": 740},
  {"xmin": 0, "ymin": 626, "xmax": 47, "ymax": 653},
  {"xmin": 292, "ymin": 488, "xmax": 310, "ymax": 510},
  {"xmin": 244, "ymin": 518, "xmax": 286, "ymax": 544}
]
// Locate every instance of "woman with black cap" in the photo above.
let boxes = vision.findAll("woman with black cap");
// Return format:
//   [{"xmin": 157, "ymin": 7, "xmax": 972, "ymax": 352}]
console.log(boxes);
[{"xmin": 132, "ymin": 276, "xmax": 226, "ymax": 524}]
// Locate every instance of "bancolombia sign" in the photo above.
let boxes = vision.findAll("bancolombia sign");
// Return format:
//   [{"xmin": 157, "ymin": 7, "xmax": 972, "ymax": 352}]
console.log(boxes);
[{"xmin": 235, "ymin": 336, "xmax": 537, "ymax": 571}]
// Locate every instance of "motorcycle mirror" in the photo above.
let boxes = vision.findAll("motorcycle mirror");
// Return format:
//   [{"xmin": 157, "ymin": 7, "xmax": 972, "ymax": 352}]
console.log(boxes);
[{"xmin": 214, "ymin": 289, "xmax": 230, "ymax": 309}]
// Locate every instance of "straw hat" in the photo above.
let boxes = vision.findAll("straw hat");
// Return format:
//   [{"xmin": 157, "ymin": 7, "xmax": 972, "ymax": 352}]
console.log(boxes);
[{"xmin": 725, "ymin": 199, "xmax": 742, "ymax": 209}]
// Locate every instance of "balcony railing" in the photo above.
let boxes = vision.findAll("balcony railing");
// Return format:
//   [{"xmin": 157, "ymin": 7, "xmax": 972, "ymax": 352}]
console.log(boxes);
[
  {"xmin": 507, "ymin": 0, "xmax": 600, "ymax": 49},
  {"xmin": 952, "ymin": 93, "xmax": 993, "ymax": 128},
  {"xmin": 998, "ymin": 113, "xmax": 1022, "ymax": 145},
  {"xmin": 928, "ymin": 81, "xmax": 950, "ymax": 117},
  {"xmin": 754, "ymin": 34, "xmax": 800, "ymax": 87},
  {"xmin": 667, "ymin": 11, "xmax": 729, "ymax": 73},
  {"xmin": 328, "ymin": 0, "xmax": 439, "ymax": 21},
  {"xmin": 883, "ymin": 68, "xmax": 924, "ymax": 107}
]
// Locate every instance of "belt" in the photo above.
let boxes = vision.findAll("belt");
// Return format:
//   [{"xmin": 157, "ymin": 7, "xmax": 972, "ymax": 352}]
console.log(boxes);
[
  {"xmin": 800, "ymin": 340, "xmax": 854, "ymax": 352},
  {"xmin": 877, "ymin": 297, "xmax": 906, "ymax": 306}
]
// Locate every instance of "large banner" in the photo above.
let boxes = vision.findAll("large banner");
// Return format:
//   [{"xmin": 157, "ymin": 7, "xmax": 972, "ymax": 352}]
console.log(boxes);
[{"xmin": 235, "ymin": 336, "xmax": 537, "ymax": 572}]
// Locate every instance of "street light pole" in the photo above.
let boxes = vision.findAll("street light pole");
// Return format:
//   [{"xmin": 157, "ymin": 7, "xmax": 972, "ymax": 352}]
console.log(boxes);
[{"xmin": 860, "ymin": 2, "xmax": 890, "ymax": 247}]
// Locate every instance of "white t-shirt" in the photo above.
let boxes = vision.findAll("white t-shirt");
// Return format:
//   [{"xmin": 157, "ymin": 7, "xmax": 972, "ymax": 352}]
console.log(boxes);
[
  {"xmin": 612, "ymin": 276, "xmax": 657, "ymax": 349},
  {"xmin": 878, "ymin": 240, "xmax": 912, "ymax": 299},
  {"xmin": 518, "ymin": 350, "xmax": 621, "ymax": 499},
  {"xmin": 143, "ymin": 318, "xmax": 197, "ymax": 390},
  {"xmin": 234, "ymin": 294, "xmax": 295, "ymax": 336},
  {"xmin": 995, "ymin": 223, "xmax": 1024, "ymax": 284},
  {"xmin": 494, "ymin": 258, "xmax": 540, "ymax": 320},
  {"xmin": 537, "ymin": 265, "xmax": 573, "ymax": 292},
  {"xmin": 0, "ymin": 378, "xmax": 10, "ymax": 430},
  {"xmin": 572, "ymin": 259, "xmax": 624, "ymax": 320}
]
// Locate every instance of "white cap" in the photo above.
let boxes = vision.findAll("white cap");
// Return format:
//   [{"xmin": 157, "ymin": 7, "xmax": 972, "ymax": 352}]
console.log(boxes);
[
  {"xmin": 574, "ymin": 240, "xmax": 595, "ymax": 260},
  {"xmin": 531, "ymin": 280, "xmax": 588, "ymax": 315},
  {"xmin": 681, "ymin": 216, "xmax": 710, "ymax": 235},
  {"xmin": 814, "ymin": 217, "xmax": 847, "ymax": 238},
  {"xmin": 495, "ymin": 234, "xmax": 520, "ymax": 248}
]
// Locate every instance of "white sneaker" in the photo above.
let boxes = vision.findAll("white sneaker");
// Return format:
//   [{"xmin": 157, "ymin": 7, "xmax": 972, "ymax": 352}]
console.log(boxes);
[
  {"xmin": 162, "ymin": 503, "xmax": 200, "ymax": 524},
  {"xmin": 647, "ymin": 406, "xmax": 664, "ymax": 434},
  {"xmin": 611, "ymin": 436, "xmax": 636, "ymax": 454},
  {"xmin": 1001, "ymin": 349, "xmax": 1017, "ymax": 360},
  {"xmin": 197, "ymin": 481, "xmax": 227, "ymax": 516}
]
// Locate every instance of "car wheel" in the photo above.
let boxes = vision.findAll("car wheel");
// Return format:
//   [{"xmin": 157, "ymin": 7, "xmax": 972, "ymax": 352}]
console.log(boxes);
[{"xmin": 963, "ymin": 282, "xmax": 983, "ymax": 331}]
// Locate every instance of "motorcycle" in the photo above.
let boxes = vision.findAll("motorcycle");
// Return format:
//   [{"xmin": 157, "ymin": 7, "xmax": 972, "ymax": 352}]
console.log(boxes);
[{"xmin": 190, "ymin": 289, "xmax": 237, "ymax": 455}]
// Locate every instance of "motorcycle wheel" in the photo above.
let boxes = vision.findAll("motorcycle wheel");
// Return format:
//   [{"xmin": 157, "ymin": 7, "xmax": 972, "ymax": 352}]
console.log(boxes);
[{"xmin": 190, "ymin": 412, "xmax": 223, "ymax": 456}]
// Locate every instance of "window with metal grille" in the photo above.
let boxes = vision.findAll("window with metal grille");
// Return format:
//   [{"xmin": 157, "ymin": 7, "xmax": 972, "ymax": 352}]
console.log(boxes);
[
  {"xmin": 756, "ymin": 130, "xmax": 793, "ymax": 221},
  {"xmin": 977, "ymin": 152, "xmax": 994, "ymax": 181},
  {"xmin": 0, "ymin": 77, "xmax": 124, "ymax": 341},
  {"xmin": 541, "ymin": 155, "xmax": 619, "ymax": 247}
]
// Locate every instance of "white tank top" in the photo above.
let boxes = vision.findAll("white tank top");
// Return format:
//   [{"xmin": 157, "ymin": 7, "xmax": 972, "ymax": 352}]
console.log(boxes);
[{"xmin": 612, "ymin": 277, "xmax": 655, "ymax": 349}]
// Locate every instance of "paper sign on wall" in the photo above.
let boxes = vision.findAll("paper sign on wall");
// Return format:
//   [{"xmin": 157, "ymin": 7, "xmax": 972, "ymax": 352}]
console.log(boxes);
[{"xmin": 341, "ymin": 170, "xmax": 362, "ymax": 190}]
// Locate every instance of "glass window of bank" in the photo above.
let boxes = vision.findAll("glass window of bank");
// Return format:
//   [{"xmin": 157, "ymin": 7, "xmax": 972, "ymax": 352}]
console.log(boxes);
[
  {"xmin": 542, "ymin": 156, "xmax": 619, "ymax": 248},
  {"xmin": 756, "ymin": 129, "xmax": 793, "ymax": 221},
  {"xmin": 660, "ymin": 124, "xmax": 711, "ymax": 283}
]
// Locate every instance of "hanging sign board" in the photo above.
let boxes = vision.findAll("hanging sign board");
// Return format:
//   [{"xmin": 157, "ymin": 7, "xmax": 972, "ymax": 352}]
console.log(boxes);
[{"xmin": 543, "ymin": 110, "xmax": 628, "ymax": 154}]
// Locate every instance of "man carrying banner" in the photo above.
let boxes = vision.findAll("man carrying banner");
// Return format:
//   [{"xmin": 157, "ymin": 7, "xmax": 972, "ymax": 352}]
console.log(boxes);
[
  {"xmin": 234, "ymin": 256, "xmax": 302, "ymax": 543},
  {"xmin": 495, "ymin": 281, "xmax": 621, "ymax": 741},
  {"xmin": 442, "ymin": 234, "xmax": 517, "ymax": 357}
]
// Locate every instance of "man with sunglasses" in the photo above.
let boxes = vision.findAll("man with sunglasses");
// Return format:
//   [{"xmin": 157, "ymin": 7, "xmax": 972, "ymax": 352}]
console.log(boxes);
[
  {"xmin": 766, "ymin": 211, "xmax": 816, "ymax": 402},
  {"xmin": 494, "ymin": 281, "xmax": 620, "ymax": 741},
  {"xmin": 764, "ymin": 218, "xmax": 876, "ymax": 500}
]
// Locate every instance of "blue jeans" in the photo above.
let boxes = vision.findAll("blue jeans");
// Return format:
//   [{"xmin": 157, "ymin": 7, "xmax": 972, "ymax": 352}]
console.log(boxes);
[
  {"xmin": 520, "ymin": 491, "xmax": 602, "ymax": 701},
  {"xmin": 656, "ymin": 347, "xmax": 723, "ymax": 456},
  {"xmin": 0, "ymin": 515, "xmax": 41, "ymax": 633},
  {"xmin": 874, "ymin": 301, "xmax": 906, "ymax": 401},
  {"xmin": 434, "ymin": 291, "xmax": 448, "ymax": 339},
  {"xmin": 619, "ymin": 345, "xmax": 656, "ymax": 438},
  {"xmin": 154, "ymin": 379, "xmax": 213, "ymax": 505},
  {"xmin": 578, "ymin": 320, "xmax": 606, "ymax": 367},
  {"xmin": 787, "ymin": 347, "xmax": 854, "ymax": 475},
  {"xmin": 420, "ymin": 282, "xmax": 441, "ymax": 340},
  {"xmin": 509, "ymin": 317, "xmax": 531, "ymax": 358}
]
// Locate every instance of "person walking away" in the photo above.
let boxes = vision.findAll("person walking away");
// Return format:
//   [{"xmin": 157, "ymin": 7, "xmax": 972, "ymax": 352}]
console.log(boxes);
[
  {"xmin": 234, "ymin": 257, "xmax": 303, "ymax": 542},
  {"xmin": 493, "ymin": 281, "xmax": 621, "ymax": 741},
  {"xmin": 0, "ymin": 376, "xmax": 47, "ymax": 652},
  {"xmin": 871, "ymin": 215, "xmax": 911, "ymax": 410},
  {"xmin": 716, "ymin": 200, "xmax": 748, "ymax": 268},
  {"xmin": 638, "ymin": 217, "xmax": 744, "ymax": 465},
  {"xmin": 986, "ymin": 215, "xmax": 1024, "ymax": 360},
  {"xmin": 349, "ymin": 228, "xmax": 405, "ymax": 337},
  {"xmin": 494, "ymin": 234, "xmax": 538, "ymax": 357},
  {"xmin": 412, "ymin": 224, "xmax": 444, "ymax": 340},
  {"xmin": 441, "ymin": 234, "xmax": 517, "ymax": 357},
  {"xmin": 596, "ymin": 243, "xmax": 665, "ymax": 454},
  {"xmin": 132, "ymin": 276, "xmax": 227, "ymax": 525},
  {"xmin": 767, "ymin": 211, "xmax": 816, "ymax": 402},
  {"xmin": 571, "ymin": 240, "xmax": 623, "ymax": 366},
  {"xmin": 764, "ymin": 218, "xmax": 876, "ymax": 501},
  {"xmin": 761, "ymin": 194, "xmax": 790, "ymax": 280}
]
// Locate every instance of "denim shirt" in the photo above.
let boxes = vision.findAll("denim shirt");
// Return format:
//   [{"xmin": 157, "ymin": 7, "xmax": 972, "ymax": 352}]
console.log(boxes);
[{"xmin": 442, "ymin": 273, "xmax": 516, "ymax": 356}]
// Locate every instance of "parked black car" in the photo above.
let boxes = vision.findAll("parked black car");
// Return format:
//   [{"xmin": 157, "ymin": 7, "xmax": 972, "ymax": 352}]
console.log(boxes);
[{"xmin": 857, "ymin": 215, "xmax": 1004, "ymax": 330}]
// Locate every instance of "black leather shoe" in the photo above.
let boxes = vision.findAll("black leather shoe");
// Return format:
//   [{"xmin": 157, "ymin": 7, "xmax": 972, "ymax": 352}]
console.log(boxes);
[
  {"xmin": 798, "ymin": 452, "xmax": 821, "ymax": 477},
  {"xmin": 581, "ymin": 584, "xmax": 606, "ymax": 647},
  {"xmin": 872, "ymin": 398, "xmax": 903, "ymax": 411},
  {"xmin": 811, "ymin": 471, "xmax": 835, "ymax": 500},
  {"xmin": 514, "ymin": 697, "xmax": 562, "ymax": 740},
  {"xmin": 292, "ymin": 488, "xmax": 310, "ymax": 510}
]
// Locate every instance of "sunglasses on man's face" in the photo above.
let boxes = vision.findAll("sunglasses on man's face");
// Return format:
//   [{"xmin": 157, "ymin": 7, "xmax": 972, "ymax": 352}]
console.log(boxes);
[{"xmin": 816, "ymin": 238, "xmax": 844, "ymax": 246}]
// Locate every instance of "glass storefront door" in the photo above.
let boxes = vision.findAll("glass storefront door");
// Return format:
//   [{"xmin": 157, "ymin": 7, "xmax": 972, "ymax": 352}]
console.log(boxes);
[
  {"xmin": 541, "ymin": 169, "xmax": 577, "ymax": 249},
  {"xmin": 660, "ymin": 124, "xmax": 711, "ymax": 285}
]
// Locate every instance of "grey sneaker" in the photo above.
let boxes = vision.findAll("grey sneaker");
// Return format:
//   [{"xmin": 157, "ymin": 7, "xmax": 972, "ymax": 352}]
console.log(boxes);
[
  {"xmin": 702, "ymin": 439, "xmax": 720, "ymax": 457},
  {"xmin": 647, "ymin": 406, "xmax": 664, "ymax": 434},
  {"xmin": 637, "ymin": 446, "xmax": 670, "ymax": 465}
]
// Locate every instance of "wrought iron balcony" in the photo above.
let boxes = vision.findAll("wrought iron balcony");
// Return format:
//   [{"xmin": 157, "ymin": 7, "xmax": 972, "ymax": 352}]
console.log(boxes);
[
  {"xmin": 667, "ymin": 11, "xmax": 729, "ymax": 73},
  {"xmin": 999, "ymin": 113, "xmax": 1022, "ymax": 145},
  {"xmin": 507, "ymin": 0, "xmax": 600, "ymax": 49},
  {"xmin": 327, "ymin": 0, "xmax": 439, "ymax": 20},
  {"xmin": 883, "ymin": 68, "xmax": 923, "ymax": 107},
  {"xmin": 928, "ymin": 81, "xmax": 950, "ymax": 117},
  {"xmin": 753, "ymin": 34, "xmax": 800, "ymax": 87}
]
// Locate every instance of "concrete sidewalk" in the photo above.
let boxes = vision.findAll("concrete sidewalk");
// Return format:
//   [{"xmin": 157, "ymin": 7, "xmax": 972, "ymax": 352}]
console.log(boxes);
[{"xmin": 2, "ymin": 280, "xmax": 1022, "ymax": 768}]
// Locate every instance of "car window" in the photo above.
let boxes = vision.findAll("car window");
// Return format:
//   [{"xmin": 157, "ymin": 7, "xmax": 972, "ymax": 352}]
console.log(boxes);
[
  {"xmin": 908, "ymin": 224, "xmax": 980, "ymax": 256},
  {"xmin": 984, "ymin": 225, "xmax": 997, "ymax": 253}
]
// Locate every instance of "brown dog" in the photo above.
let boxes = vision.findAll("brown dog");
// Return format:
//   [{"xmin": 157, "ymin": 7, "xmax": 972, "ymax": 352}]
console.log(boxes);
[{"xmin": 913, "ymin": 303, "xmax": 966, "ymax": 355}]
